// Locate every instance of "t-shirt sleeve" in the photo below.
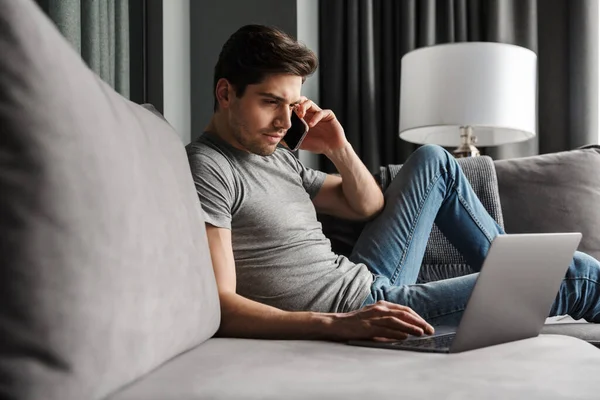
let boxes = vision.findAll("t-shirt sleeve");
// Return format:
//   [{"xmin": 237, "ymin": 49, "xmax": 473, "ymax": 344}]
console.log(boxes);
[
  {"xmin": 188, "ymin": 152, "xmax": 235, "ymax": 230},
  {"xmin": 297, "ymin": 159, "xmax": 327, "ymax": 199}
]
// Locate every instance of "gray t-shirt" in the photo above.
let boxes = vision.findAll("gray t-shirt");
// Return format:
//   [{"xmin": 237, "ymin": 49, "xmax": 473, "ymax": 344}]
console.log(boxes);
[{"xmin": 186, "ymin": 133, "xmax": 373, "ymax": 313}]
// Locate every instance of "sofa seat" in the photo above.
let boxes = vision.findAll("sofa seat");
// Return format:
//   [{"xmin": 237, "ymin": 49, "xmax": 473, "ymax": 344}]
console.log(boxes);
[{"xmin": 110, "ymin": 336, "xmax": 600, "ymax": 400}]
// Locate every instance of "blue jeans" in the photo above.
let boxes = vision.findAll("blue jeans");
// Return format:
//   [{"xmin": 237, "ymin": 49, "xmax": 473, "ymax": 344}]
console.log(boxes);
[{"xmin": 350, "ymin": 144, "xmax": 600, "ymax": 326}]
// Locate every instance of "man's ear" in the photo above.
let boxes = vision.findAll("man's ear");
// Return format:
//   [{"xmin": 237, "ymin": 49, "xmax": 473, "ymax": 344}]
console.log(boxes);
[{"xmin": 215, "ymin": 78, "xmax": 234, "ymax": 109}]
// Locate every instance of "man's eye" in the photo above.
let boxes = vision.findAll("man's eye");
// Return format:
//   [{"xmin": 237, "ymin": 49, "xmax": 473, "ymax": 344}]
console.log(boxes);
[{"xmin": 264, "ymin": 100, "xmax": 278, "ymax": 105}]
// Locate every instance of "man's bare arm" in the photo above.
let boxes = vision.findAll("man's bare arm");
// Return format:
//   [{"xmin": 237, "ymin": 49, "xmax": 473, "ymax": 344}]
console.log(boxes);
[
  {"xmin": 206, "ymin": 224, "xmax": 434, "ymax": 340},
  {"xmin": 327, "ymin": 142, "xmax": 384, "ymax": 218},
  {"xmin": 313, "ymin": 143, "xmax": 384, "ymax": 221}
]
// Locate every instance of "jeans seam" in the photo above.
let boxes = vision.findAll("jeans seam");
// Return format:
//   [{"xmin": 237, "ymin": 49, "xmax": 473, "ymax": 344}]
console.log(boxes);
[
  {"xmin": 562, "ymin": 277, "xmax": 599, "ymax": 285},
  {"xmin": 426, "ymin": 306, "xmax": 467, "ymax": 321},
  {"xmin": 390, "ymin": 171, "xmax": 443, "ymax": 285},
  {"xmin": 454, "ymin": 184, "xmax": 495, "ymax": 243}
]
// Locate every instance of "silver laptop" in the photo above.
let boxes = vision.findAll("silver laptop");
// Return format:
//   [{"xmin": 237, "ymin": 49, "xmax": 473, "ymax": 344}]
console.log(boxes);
[{"xmin": 348, "ymin": 233, "xmax": 582, "ymax": 353}]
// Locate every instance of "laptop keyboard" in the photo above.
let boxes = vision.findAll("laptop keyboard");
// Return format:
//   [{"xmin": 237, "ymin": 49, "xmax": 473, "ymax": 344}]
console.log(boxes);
[{"xmin": 394, "ymin": 333, "xmax": 456, "ymax": 349}]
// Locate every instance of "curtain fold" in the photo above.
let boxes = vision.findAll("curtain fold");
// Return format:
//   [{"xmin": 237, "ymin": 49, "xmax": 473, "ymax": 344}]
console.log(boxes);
[
  {"xmin": 566, "ymin": 0, "xmax": 599, "ymax": 153},
  {"xmin": 319, "ymin": 0, "xmax": 598, "ymax": 169},
  {"xmin": 37, "ymin": 0, "xmax": 130, "ymax": 98}
]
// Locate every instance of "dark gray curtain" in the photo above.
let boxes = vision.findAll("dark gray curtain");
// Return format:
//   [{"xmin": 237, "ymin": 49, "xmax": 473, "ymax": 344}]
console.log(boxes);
[
  {"xmin": 319, "ymin": 0, "xmax": 598, "ymax": 171},
  {"xmin": 36, "ymin": 0, "xmax": 130, "ymax": 98}
]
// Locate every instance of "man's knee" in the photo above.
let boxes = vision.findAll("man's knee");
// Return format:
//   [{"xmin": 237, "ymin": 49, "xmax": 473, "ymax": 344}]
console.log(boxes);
[
  {"xmin": 408, "ymin": 144, "xmax": 452, "ymax": 168},
  {"xmin": 570, "ymin": 251, "xmax": 600, "ymax": 279}
]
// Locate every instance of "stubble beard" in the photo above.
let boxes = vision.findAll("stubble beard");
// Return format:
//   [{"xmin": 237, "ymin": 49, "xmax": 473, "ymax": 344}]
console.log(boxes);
[{"xmin": 229, "ymin": 108, "xmax": 278, "ymax": 156}]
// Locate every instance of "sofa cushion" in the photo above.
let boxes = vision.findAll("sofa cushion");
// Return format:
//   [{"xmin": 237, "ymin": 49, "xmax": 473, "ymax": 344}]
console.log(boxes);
[
  {"xmin": 108, "ymin": 337, "xmax": 600, "ymax": 400},
  {"xmin": 0, "ymin": 1, "xmax": 219, "ymax": 399},
  {"xmin": 495, "ymin": 146, "xmax": 600, "ymax": 261},
  {"xmin": 542, "ymin": 323, "xmax": 600, "ymax": 347}
]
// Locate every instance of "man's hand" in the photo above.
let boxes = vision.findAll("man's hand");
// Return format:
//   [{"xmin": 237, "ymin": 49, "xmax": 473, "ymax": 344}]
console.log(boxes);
[
  {"xmin": 328, "ymin": 301, "xmax": 435, "ymax": 342},
  {"xmin": 293, "ymin": 97, "xmax": 348, "ymax": 156}
]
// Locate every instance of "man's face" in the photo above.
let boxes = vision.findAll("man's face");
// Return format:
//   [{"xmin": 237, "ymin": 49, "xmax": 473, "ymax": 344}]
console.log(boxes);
[{"xmin": 227, "ymin": 74, "xmax": 303, "ymax": 156}]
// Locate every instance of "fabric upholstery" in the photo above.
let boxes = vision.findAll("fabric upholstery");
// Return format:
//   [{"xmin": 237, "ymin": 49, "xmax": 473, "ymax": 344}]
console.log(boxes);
[
  {"xmin": 0, "ymin": 1, "xmax": 219, "ymax": 399},
  {"xmin": 319, "ymin": 155, "xmax": 504, "ymax": 282},
  {"xmin": 542, "ymin": 323, "xmax": 600, "ymax": 348},
  {"xmin": 495, "ymin": 146, "xmax": 600, "ymax": 261},
  {"xmin": 109, "ymin": 336, "xmax": 600, "ymax": 400}
]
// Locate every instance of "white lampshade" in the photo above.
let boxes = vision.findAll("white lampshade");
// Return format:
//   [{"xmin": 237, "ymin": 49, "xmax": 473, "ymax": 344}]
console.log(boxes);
[{"xmin": 399, "ymin": 42, "xmax": 537, "ymax": 147}]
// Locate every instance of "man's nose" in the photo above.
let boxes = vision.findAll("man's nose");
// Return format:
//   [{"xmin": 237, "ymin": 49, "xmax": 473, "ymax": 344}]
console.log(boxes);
[{"xmin": 276, "ymin": 107, "xmax": 293, "ymax": 131}]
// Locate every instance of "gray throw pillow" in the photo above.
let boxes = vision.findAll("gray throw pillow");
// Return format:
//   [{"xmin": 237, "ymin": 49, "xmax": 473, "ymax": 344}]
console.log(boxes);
[
  {"xmin": 495, "ymin": 146, "xmax": 600, "ymax": 261},
  {"xmin": 0, "ymin": 1, "xmax": 219, "ymax": 399}
]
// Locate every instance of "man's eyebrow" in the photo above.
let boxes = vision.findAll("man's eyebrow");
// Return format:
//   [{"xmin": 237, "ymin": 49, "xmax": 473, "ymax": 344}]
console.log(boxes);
[{"xmin": 257, "ymin": 92, "xmax": 301, "ymax": 105}]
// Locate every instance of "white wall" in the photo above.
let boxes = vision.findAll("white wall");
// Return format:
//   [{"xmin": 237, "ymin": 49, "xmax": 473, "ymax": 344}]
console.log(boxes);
[
  {"xmin": 297, "ymin": 0, "xmax": 320, "ymax": 168},
  {"xmin": 163, "ymin": 0, "xmax": 191, "ymax": 144}
]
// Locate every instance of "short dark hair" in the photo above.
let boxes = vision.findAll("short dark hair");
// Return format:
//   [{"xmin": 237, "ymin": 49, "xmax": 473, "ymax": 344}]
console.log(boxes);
[{"xmin": 213, "ymin": 25, "xmax": 318, "ymax": 111}]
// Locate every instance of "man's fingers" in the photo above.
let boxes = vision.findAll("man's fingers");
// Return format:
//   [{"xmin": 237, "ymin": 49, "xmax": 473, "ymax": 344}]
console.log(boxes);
[
  {"xmin": 369, "ymin": 327, "xmax": 409, "ymax": 342},
  {"xmin": 306, "ymin": 110, "xmax": 330, "ymax": 127},
  {"xmin": 374, "ymin": 300, "xmax": 418, "ymax": 315},
  {"xmin": 372, "ymin": 336, "xmax": 406, "ymax": 343},
  {"xmin": 369, "ymin": 302, "xmax": 434, "ymax": 335},
  {"xmin": 296, "ymin": 98, "xmax": 322, "ymax": 119},
  {"xmin": 371, "ymin": 316, "xmax": 425, "ymax": 337},
  {"xmin": 295, "ymin": 100, "xmax": 312, "ymax": 119}
]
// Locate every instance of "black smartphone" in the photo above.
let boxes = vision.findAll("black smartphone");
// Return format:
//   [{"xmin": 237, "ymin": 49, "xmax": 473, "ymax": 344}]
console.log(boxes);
[{"xmin": 282, "ymin": 110, "xmax": 309, "ymax": 151}]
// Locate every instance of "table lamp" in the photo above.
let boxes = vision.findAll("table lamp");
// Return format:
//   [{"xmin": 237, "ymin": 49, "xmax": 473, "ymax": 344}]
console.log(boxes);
[{"xmin": 399, "ymin": 42, "xmax": 537, "ymax": 157}]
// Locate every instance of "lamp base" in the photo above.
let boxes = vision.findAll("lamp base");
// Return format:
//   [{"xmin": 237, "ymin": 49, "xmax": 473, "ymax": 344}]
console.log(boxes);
[{"xmin": 453, "ymin": 126, "xmax": 480, "ymax": 158}]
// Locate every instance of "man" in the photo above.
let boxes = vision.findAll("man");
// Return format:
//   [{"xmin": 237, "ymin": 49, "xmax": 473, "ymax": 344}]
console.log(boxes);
[{"xmin": 186, "ymin": 24, "xmax": 600, "ymax": 342}]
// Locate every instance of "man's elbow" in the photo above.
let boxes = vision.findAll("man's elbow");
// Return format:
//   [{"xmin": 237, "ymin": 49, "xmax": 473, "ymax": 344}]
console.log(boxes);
[
  {"xmin": 354, "ymin": 196, "xmax": 384, "ymax": 220},
  {"xmin": 215, "ymin": 291, "xmax": 239, "ymax": 337},
  {"xmin": 364, "ymin": 199, "xmax": 385, "ymax": 219}
]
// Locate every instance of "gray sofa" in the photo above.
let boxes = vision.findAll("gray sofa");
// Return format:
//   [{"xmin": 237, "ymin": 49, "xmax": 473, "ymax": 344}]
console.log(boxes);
[{"xmin": 1, "ymin": 0, "xmax": 600, "ymax": 399}]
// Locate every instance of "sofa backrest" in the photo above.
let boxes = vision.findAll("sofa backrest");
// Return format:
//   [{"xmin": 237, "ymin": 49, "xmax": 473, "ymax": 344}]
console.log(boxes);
[{"xmin": 0, "ymin": 1, "xmax": 219, "ymax": 399}]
